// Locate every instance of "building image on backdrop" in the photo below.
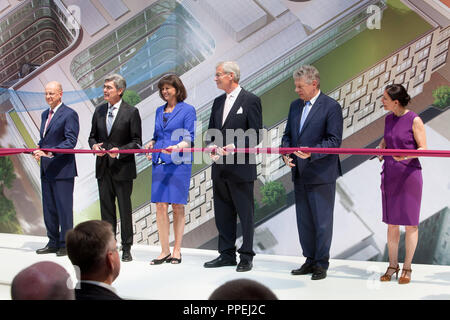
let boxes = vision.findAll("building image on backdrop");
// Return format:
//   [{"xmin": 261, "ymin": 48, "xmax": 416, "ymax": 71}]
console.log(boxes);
[{"xmin": 0, "ymin": 0, "xmax": 449, "ymax": 270}]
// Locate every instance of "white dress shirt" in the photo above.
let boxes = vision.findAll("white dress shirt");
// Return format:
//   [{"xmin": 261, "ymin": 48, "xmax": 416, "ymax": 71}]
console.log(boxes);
[
  {"xmin": 43, "ymin": 102, "xmax": 62, "ymax": 137},
  {"xmin": 222, "ymin": 85, "xmax": 242, "ymax": 126},
  {"xmin": 107, "ymin": 99, "xmax": 122, "ymax": 131},
  {"xmin": 299, "ymin": 90, "xmax": 321, "ymax": 133}
]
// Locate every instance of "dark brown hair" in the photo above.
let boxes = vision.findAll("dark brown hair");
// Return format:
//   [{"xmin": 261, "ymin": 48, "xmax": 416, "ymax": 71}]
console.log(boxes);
[
  {"xmin": 385, "ymin": 84, "xmax": 411, "ymax": 107},
  {"xmin": 66, "ymin": 220, "xmax": 115, "ymax": 274},
  {"xmin": 209, "ymin": 279, "xmax": 278, "ymax": 300},
  {"xmin": 157, "ymin": 74, "xmax": 187, "ymax": 102}
]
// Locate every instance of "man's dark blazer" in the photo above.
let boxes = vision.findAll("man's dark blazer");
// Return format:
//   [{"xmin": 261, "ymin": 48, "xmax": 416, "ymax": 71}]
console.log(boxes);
[
  {"xmin": 206, "ymin": 87, "xmax": 262, "ymax": 261},
  {"xmin": 88, "ymin": 101, "xmax": 142, "ymax": 180},
  {"xmin": 75, "ymin": 282, "xmax": 122, "ymax": 300},
  {"xmin": 38, "ymin": 104, "xmax": 79, "ymax": 179},
  {"xmin": 281, "ymin": 92, "xmax": 343, "ymax": 183},
  {"xmin": 206, "ymin": 88, "xmax": 262, "ymax": 182}
]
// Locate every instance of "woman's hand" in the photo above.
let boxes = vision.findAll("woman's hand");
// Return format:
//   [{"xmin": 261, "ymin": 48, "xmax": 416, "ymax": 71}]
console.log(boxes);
[
  {"xmin": 393, "ymin": 155, "xmax": 408, "ymax": 162},
  {"xmin": 145, "ymin": 141, "xmax": 155, "ymax": 160},
  {"xmin": 161, "ymin": 145, "xmax": 178, "ymax": 154}
]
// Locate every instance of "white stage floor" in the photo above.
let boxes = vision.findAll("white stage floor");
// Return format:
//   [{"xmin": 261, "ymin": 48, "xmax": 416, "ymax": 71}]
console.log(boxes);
[{"xmin": 1, "ymin": 233, "xmax": 449, "ymax": 300}]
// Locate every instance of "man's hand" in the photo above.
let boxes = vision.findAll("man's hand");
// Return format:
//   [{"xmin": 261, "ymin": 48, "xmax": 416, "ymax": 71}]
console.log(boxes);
[
  {"xmin": 33, "ymin": 150, "xmax": 53, "ymax": 160},
  {"xmin": 108, "ymin": 147, "xmax": 119, "ymax": 158},
  {"xmin": 283, "ymin": 155, "xmax": 296, "ymax": 168},
  {"xmin": 221, "ymin": 144, "xmax": 235, "ymax": 156},
  {"xmin": 208, "ymin": 144, "xmax": 220, "ymax": 162},
  {"xmin": 93, "ymin": 142, "xmax": 105, "ymax": 157},
  {"xmin": 293, "ymin": 147, "xmax": 311, "ymax": 159}
]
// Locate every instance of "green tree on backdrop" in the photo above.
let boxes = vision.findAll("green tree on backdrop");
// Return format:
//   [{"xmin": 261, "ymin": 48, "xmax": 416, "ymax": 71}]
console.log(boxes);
[
  {"xmin": 432, "ymin": 86, "xmax": 450, "ymax": 109},
  {"xmin": 0, "ymin": 156, "xmax": 21, "ymax": 233},
  {"xmin": 122, "ymin": 90, "xmax": 142, "ymax": 107},
  {"xmin": 260, "ymin": 181, "xmax": 287, "ymax": 207}
]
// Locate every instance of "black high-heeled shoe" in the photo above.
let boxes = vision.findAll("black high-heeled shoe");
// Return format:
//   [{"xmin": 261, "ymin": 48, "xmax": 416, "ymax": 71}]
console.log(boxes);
[
  {"xmin": 150, "ymin": 253, "xmax": 172, "ymax": 265},
  {"xmin": 171, "ymin": 253, "xmax": 182, "ymax": 264}
]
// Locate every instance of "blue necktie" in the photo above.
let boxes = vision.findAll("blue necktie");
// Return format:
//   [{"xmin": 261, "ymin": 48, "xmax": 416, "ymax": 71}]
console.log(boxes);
[
  {"xmin": 107, "ymin": 106, "xmax": 115, "ymax": 135},
  {"xmin": 299, "ymin": 101, "xmax": 312, "ymax": 133}
]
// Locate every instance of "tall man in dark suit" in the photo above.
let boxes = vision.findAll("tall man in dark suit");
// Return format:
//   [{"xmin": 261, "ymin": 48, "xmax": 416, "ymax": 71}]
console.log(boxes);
[
  {"xmin": 281, "ymin": 65, "xmax": 343, "ymax": 280},
  {"xmin": 88, "ymin": 74, "xmax": 142, "ymax": 262},
  {"xmin": 34, "ymin": 81, "xmax": 79, "ymax": 257},
  {"xmin": 204, "ymin": 61, "xmax": 262, "ymax": 272}
]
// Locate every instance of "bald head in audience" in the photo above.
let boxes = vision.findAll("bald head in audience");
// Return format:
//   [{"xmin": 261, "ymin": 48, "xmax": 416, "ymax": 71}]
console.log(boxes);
[
  {"xmin": 209, "ymin": 279, "xmax": 277, "ymax": 300},
  {"xmin": 11, "ymin": 261, "xmax": 74, "ymax": 300}
]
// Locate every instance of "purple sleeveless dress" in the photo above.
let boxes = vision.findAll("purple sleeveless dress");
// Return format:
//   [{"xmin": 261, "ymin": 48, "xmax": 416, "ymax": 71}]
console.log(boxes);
[{"xmin": 381, "ymin": 111, "xmax": 422, "ymax": 226}]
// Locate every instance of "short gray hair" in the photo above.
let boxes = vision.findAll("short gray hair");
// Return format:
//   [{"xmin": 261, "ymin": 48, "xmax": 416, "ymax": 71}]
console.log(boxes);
[
  {"xmin": 293, "ymin": 65, "xmax": 320, "ymax": 88},
  {"xmin": 104, "ymin": 74, "xmax": 127, "ymax": 93},
  {"xmin": 217, "ymin": 61, "xmax": 240, "ymax": 83}
]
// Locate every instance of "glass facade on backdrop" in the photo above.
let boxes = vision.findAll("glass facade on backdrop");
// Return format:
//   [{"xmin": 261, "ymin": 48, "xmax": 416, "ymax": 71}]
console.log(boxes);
[
  {"xmin": 0, "ymin": 0, "xmax": 76, "ymax": 87},
  {"xmin": 70, "ymin": 0, "xmax": 215, "ymax": 106}
]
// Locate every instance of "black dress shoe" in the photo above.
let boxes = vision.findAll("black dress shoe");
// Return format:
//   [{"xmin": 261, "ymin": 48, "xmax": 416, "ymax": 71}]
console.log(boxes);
[
  {"xmin": 122, "ymin": 250, "xmax": 133, "ymax": 262},
  {"xmin": 291, "ymin": 263, "xmax": 314, "ymax": 275},
  {"xmin": 204, "ymin": 256, "xmax": 237, "ymax": 268},
  {"xmin": 236, "ymin": 260, "xmax": 253, "ymax": 272},
  {"xmin": 36, "ymin": 246, "xmax": 58, "ymax": 254},
  {"xmin": 56, "ymin": 248, "xmax": 67, "ymax": 256},
  {"xmin": 311, "ymin": 266, "xmax": 327, "ymax": 280}
]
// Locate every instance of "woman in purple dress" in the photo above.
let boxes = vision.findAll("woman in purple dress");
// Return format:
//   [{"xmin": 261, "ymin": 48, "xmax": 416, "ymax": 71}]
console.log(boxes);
[{"xmin": 378, "ymin": 84, "xmax": 427, "ymax": 284}]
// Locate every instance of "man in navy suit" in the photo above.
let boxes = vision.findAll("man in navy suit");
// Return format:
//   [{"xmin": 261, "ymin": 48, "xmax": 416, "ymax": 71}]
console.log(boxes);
[
  {"xmin": 34, "ymin": 81, "xmax": 79, "ymax": 257},
  {"xmin": 281, "ymin": 65, "xmax": 343, "ymax": 280}
]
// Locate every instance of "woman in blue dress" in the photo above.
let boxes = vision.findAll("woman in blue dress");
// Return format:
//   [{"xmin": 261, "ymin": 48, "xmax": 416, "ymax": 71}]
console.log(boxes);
[{"xmin": 145, "ymin": 75, "xmax": 196, "ymax": 265}]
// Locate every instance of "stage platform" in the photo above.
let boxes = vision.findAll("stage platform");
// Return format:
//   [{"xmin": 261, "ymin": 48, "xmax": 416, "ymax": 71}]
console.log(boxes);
[{"xmin": 0, "ymin": 233, "xmax": 449, "ymax": 300}]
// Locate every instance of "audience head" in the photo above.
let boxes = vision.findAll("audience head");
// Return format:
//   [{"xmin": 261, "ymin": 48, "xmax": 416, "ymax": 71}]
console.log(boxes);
[
  {"xmin": 11, "ymin": 261, "xmax": 74, "ymax": 300},
  {"xmin": 66, "ymin": 220, "xmax": 120, "ymax": 284},
  {"xmin": 209, "ymin": 279, "xmax": 278, "ymax": 300},
  {"xmin": 157, "ymin": 74, "xmax": 187, "ymax": 103},
  {"xmin": 293, "ymin": 65, "xmax": 320, "ymax": 101}
]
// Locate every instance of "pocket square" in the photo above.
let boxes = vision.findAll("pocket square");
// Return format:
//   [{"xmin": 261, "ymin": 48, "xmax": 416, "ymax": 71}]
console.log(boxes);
[{"xmin": 236, "ymin": 107, "xmax": 243, "ymax": 114}]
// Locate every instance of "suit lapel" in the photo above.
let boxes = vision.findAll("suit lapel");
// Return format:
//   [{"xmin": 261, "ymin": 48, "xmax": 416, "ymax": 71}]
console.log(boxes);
[
  {"xmin": 44, "ymin": 104, "xmax": 64, "ymax": 136},
  {"xmin": 222, "ymin": 89, "xmax": 245, "ymax": 129},
  {"xmin": 40, "ymin": 110, "xmax": 48, "ymax": 138},
  {"xmin": 294, "ymin": 101, "xmax": 303, "ymax": 138},
  {"xmin": 215, "ymin": 94, "xmax": 226, "ymax": 129},
  {"xmin": 97, "ymin": 104, "xmax": 108, "ymax": 136},
  {"xmin": 164, "ymin": 101, "xmax": 183, "ymax": 127},
  {"xmin": 157, "ymin": 105, "xmax": 165, "ymax": 131},
  {"xmin": 299, "ymin": 93, "xmax": 323, "ymax": 136},
  {"xmin": 109, "ymin": 102, "xmax": 128, "ymax": 137}
]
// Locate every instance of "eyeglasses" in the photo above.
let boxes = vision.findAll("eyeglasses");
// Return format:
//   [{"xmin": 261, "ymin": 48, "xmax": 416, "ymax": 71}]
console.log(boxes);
[{"xmin": 214, "ymin": 72, "xmax": 230, "ymax": 78}]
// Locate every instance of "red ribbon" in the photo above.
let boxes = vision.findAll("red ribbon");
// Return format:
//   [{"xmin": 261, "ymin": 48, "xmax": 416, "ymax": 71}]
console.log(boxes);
[{"xmin": 1, "ymin": 147, "xmax": 450, "ymax": 158}]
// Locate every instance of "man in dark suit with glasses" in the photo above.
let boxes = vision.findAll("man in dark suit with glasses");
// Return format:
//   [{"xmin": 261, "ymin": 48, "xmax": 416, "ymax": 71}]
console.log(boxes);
[{"xmin": 88, "ymin": 74, "xmax": 142, "ymax": 262}]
